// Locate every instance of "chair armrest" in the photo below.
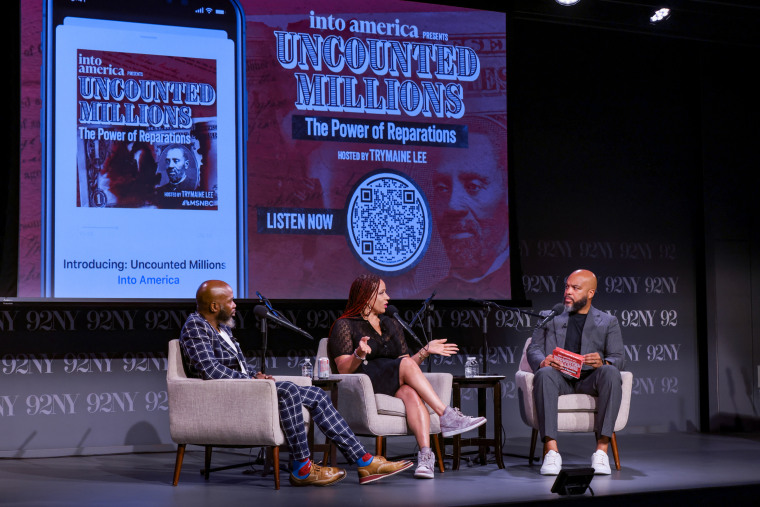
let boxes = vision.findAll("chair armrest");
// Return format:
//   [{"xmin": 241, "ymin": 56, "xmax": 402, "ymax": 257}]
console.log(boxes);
[
  {"xmin": 515, "ymin": 370, "xmax": 537, "ymax": 429},
  {"xmin": 330, "ymin": 373, "xmax": 378, "ymax": 433},
  {"xmin": 423, "ymin": 372, "xmax": 453, "ymax": 408},
  {"xmin": 614, "ymin": 371, "xmax": 633, "ymax": 431},
  {"xmin": 168, "ymin": 378, "xmax": 283, "ymax": 445}
]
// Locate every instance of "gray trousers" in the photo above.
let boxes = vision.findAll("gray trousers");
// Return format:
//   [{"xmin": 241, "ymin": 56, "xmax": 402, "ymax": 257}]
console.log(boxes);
[{"xmin": 533, "ymin": 364, "xmax": 622, "ymax": 441}]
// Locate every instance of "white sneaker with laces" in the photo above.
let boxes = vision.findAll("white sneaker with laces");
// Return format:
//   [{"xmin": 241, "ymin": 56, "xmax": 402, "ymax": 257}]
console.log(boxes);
[
  {"xmin": 439, "ymin": 406, "xmax": 487, "ymax": 438},
  {"xmin": 591, "ymin": 450, "xmax": 611, "ymax": 475},
  {"xmin": 414, "ymin": 450, "xmax": 435, "ymax": 479},
  {"xmin": 540, "ymin": 450, "xmax": 562, "ymax": 475}
]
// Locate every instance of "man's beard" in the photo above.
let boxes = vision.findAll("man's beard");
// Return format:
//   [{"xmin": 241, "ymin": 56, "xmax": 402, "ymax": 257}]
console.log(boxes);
[
  {"xmin": 219, "ymin": 310, "xmax": 236, "ymax": 328},
  {"xmin": 442, "ymin": 217, "xmax": 483, "ymax": 269},
  {"xmin": 167, "ymin": 170, "xmax": 185, "ymax": 184},
  {"xmin": 446, "ymin": 236, "xmax": 481, "ymax": 268},
  {"xmin": 441, "ymin": 214, "xmax": 507, "ymax": 276},
  {"xmin": 566, "ymin": 295, "xmax": 588, "ymax": 313}
]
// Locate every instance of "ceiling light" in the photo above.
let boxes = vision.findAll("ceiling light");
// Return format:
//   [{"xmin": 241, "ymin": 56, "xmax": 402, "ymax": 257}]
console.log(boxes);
[
  {"xmin": 650, "ymin": 8, "xmax": 671, "ymax": 23},
  {"xmin": 555, "ymin": 0, "xmax": 581, "ymax": 6}
]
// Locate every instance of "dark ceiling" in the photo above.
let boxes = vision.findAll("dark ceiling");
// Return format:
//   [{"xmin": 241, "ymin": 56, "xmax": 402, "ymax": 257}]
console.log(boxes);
[{"xmin": 414, "ymin": 0, "xmax": 760, "ymax": 47}]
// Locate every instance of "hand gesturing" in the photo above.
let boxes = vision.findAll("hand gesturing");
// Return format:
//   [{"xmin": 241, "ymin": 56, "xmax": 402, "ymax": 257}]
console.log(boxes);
[
  {"xmin": 426, "ymin": 338, "xmax": 459, "ymax": 356},
  {"xmin": 356, "ymin": 336, "xmax": 372, "ymax": 358}
]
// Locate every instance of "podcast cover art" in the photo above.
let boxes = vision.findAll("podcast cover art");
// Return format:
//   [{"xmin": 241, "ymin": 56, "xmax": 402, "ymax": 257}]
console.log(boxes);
[{"xmin": 75, "ymin": 50, "xmax": 219, "ymax": 210}]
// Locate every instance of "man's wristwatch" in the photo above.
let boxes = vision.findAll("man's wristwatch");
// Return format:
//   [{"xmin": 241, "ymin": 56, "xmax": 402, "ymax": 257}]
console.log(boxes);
[{"xmin": 354, "ymin": 349, "xmax": 368, "ymax": 365}]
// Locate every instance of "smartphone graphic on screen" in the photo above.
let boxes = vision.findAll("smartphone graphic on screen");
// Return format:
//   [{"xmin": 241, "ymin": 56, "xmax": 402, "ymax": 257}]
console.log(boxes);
[{"xmin": 42, "ymin": 0, "xmax": 247, "ymax": 298}]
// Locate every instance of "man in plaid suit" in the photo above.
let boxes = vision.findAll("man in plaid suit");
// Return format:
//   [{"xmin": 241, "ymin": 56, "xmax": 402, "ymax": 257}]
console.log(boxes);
[{"xmin": 180, "ymin": 280, "xmax": 413, "ymax": 487}]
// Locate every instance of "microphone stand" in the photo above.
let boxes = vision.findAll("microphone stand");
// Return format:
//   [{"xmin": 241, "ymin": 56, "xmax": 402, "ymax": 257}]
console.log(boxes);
[
  {"xmin": 467, "ymin": 298, "xmax": 542, "ymax": 319},
  {"xmin": 410, "ymin": 295, "xmax": 435, "ymax": 373},
  {"xmin": 466, "ymin": 299, "xmax": 543, "ymax": 374},
  {"xmin": 409, "ymin": 291, "xmax": 436, "ymax": 329},
  {"xmin": 480, "ymin": 304, "xmax": 491, "ymax": 375},
  {"xmin": 423, "ymin": 303, "xmax": 434, "ymax": 373},
  {"xmin": 259, "ymin": 310, "xmax": 268, "ymax": 374},
  {"xmin": 255, "ymin": 294, "xmax": 315, "ymax": 374}
]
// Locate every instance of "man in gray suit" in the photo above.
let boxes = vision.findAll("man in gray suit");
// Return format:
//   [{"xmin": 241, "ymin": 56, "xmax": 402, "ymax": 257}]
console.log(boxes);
[{"xmin": 527, "ymin": 269, "xmax": 625, "ymax": 476}]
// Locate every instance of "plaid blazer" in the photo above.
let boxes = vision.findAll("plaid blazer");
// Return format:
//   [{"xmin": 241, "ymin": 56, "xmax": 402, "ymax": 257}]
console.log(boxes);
[{"xmin": 180, "ymin": 312, "xmax": 256, "ymax": 379}]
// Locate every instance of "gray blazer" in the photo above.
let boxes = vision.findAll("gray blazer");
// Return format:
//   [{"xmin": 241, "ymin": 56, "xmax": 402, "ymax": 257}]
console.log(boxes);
[{"xmin": 526, "ymin": 305, "xmax": 625, "ymax": 373}]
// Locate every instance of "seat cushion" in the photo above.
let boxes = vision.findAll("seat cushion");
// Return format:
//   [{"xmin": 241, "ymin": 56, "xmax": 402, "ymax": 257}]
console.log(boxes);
[
  {"xmin": 375, "ymin": 394, "xmax": 406, "ymax": 417},
  {"xmin": 558, "ymin": 394, "xmax": 596, "ymax": 411}
]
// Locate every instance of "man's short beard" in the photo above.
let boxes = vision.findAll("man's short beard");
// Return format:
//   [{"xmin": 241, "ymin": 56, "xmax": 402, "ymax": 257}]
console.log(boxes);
[
  {"xmin": 566, "ymin": 295, "xmax": 588, "ymax": 313},
  {"xmin": 219, "ymin": 311, "xmax": 236, "ymax": 328},
  {"xmin": 168, "ymin": 172, "xmax": 185, "ymax": 184},
  {"xmin": 446, "ymin": 237, "xmax": 481, "ymax": 268}
]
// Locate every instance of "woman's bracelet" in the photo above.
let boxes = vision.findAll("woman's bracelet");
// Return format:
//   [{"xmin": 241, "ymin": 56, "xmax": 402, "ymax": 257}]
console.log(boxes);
[
  {"xmin": 418, "ymin": 346, "xmax": 429, "ymax": 360},
  {"xmin": 353, "ymin": 349, "xmax": 368, "ymax": 365}
]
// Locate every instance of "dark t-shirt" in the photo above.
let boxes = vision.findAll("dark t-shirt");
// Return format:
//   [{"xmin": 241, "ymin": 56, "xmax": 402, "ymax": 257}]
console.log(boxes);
[{"xmin": 564, "ymin": 312, "xmax": 588, "ymax": 355}]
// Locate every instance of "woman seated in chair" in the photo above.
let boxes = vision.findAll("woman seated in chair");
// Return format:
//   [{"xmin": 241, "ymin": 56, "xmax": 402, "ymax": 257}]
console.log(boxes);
[{"xmin": 329, "ymin": 273, "xmax": 486, "ymax": 479}]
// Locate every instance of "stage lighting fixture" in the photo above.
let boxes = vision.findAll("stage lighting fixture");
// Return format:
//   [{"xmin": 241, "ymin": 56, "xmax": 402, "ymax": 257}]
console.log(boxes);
[
  {"xmin": 555, "ymin": 0, "xmax": 581, "ymax": 6},
  {"xmin": 650, "ymin": 7, "xmax": 671, "ymax": 23},
  {"xmin": 550, "ymin": 468, "xmax": 595, "ymax": 496}
]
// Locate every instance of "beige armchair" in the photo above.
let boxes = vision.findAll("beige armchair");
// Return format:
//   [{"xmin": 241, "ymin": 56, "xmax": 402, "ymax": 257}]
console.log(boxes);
[
  {"xmin": 514, "ymin": 337, "xmax": 633, "ymax": 470},
  {"xmin": 167, "ymin": 339, "xmax": 311, "ymax": 489},
  {"xmin": 316, "ymin": 338, "xmax": 452, "ymax": 472}
]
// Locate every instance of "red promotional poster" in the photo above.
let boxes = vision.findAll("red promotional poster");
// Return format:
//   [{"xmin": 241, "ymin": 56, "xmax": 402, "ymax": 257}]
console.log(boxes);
[{"xmin": 246, "ymin": 3, "xmax": 508, "ymax": 300}]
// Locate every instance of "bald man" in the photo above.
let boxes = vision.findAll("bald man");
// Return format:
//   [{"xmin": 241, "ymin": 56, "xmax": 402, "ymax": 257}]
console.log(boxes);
[
  {"xmin": 526, "ymin": 269, "xmax": 625, "ymax": 476},
  {"xmin": 180, "ymin": 280, "xmax": 413, "ymax": 487}
]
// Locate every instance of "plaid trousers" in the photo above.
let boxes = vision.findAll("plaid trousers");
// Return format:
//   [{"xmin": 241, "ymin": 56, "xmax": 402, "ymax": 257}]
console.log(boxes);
[{"xmin": 276, "ymin": 381, "xmax": 366, "ymax": 463}]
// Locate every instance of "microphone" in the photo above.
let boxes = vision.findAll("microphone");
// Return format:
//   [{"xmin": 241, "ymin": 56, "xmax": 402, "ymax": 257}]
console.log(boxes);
[
  {"xmin": 254, "ymin": 304, "xmax": 314, "ymax": 340},
  {"xmin": 386, "ymin": 305, "xmax": 425, "ymax": 348},
  {"xmin": 256, "ymin": 291, "xmax": 283, "ymax": 318},
  {"xmin": 409, "ymin": 290, "xmax": 436, "ymax": 328},
  {"xmin": 468, "ymin": 298, "xmax": 498, "ymax": 308},
  {"xmin": 536, "ymin": 303, "xmax": 565, "ymax": 328}
]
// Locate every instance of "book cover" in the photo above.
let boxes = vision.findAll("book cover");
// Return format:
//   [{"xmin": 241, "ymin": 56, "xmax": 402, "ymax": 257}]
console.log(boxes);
[{"xmin": 553, "ymin": 347, "xmax": 584, "ymax": 379}]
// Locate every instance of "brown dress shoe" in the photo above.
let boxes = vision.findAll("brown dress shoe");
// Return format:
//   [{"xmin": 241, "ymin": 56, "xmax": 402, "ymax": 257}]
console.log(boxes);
[
  {"xmin": 357, "ymin": 456, "xmax": 414, "ymax": 485},
  {"xmin": 289, "ymin": 463, "xmax": 347, "ymax": 487}
]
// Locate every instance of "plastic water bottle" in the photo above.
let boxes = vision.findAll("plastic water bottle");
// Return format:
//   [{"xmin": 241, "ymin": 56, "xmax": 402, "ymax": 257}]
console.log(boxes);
[
  {"xmin": 301, "ymin": 358, "xmax": 313, "ymax": 378},
  {"xmin": 465, "ymin": 356, "xmax": 479, "ymax": 378}
]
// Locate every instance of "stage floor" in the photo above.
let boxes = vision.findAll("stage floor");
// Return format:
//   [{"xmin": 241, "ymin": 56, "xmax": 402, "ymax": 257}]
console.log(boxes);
[{"xmin": 2, "ymin": 432, "xmax": 759, "ymax": 506}]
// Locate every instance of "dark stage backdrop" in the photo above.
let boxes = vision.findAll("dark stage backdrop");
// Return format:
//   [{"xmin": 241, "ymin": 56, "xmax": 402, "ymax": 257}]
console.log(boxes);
[
  {"xmin": 2, "ymin": 16, "xmax": 707, "ymax": 455},
  {"xmin": 508, "ymin": 19, "xmax": 702, "ymax": 434}
]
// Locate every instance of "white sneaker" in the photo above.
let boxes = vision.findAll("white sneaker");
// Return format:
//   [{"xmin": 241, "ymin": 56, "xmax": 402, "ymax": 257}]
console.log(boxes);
[
  {"xmin": 414, "ymin": 450, "xmax": 435, "ymax": 479},
  {"xmin": 591, "ymin": 450, "xmax": 611, "ymax": 475},
  {"xmin": 540, "ymin": 450, "xmax": 562, "ymax": 475},
  {"xmin": 440, "ymin": 407, "xmax": 487, "ymax": 438}
]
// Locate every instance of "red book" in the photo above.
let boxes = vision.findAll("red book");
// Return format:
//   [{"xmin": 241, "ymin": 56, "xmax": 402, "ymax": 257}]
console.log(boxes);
[{"xmin": 553, "ymin": 347, "xmax": 584, "ymax": 379}]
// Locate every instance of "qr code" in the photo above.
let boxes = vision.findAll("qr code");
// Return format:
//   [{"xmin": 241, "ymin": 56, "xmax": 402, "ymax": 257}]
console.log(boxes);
[{"xmin": 346, "ymin": 170, "xmax": 431, "ymax": 274}]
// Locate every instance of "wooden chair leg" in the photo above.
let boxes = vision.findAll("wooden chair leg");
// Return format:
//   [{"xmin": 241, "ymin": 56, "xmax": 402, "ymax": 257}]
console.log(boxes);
[
  {"xmin": 431, "ymin": 433, "xmax": 445, "ymax": 473},
  {"xmin": 172, "ymin": 444, "xmax": 186, "ymax": 486},
  {"xmin": 375, "ymin": 436, "xmax": 386, "ymax": 457},
  {"xmin": 529, "ymin": 429, "xmax": 538, "ymax": 466},
  {"xmin": 272, "ymin": 446, "xmax": 280, "ymax": 490},
  {"xmin": 203, "ymin": 446, "xmax": 212, "ymax": 480},
  {"xmin": 610, "ymin": 432, "xmax": 621, "ymax": 470},
  {"xmin": 263, "ymin": 447, "xmax": 273, "ymax": 477}
]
